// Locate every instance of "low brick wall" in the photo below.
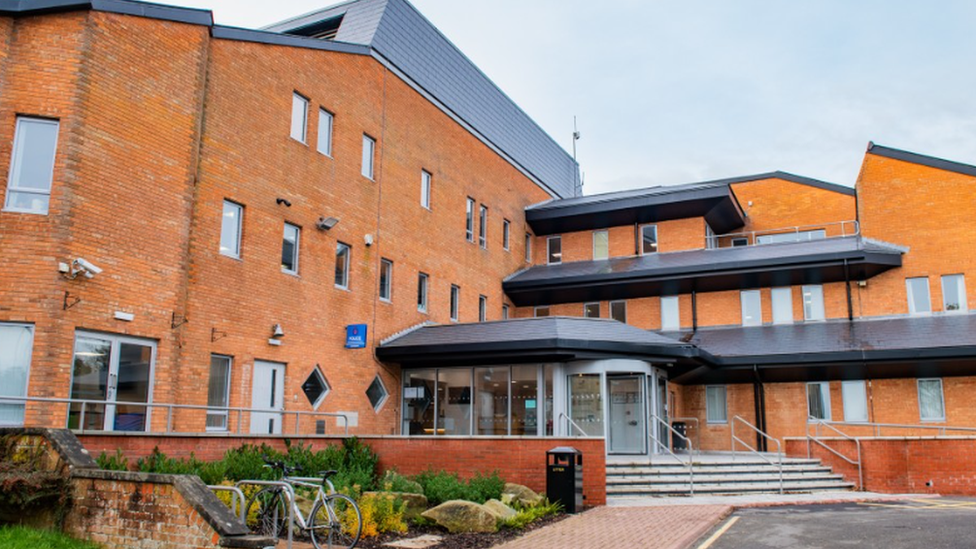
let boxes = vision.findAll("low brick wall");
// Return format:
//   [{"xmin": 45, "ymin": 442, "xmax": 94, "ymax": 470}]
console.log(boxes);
[
  {"xmin": 785, "ymin": 437, "xmax": 976, "ymax": 495},
  {"xmin": 78, "ymin": 434, "xmax": 608, "ymax": 506}
]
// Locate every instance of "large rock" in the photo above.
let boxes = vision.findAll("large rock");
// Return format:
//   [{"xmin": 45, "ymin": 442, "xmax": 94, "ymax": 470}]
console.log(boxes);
[
  {"xmin": 502, "ymin": 483, "xmax": 543, "ymax": 507},
  {"xmin": 483, "ymin": 499, "xmax": 517, "ymax": 521},
  {"xmin": 361, "ymin": 491, "xmax": 429, "ymax": 521},
  {"xmin": 421, "ymin": 500, "xmax": 498, "ymax": 533}
]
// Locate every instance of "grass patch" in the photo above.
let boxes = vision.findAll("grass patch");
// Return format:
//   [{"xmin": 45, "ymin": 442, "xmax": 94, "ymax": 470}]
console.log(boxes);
[{"xmin": 0, "ymin": 526, "xmax": 99, "ymax": 549}]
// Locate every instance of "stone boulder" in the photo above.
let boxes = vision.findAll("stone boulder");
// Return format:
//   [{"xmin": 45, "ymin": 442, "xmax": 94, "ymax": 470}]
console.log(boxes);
[
  {"xmin": 361, "ymin": 491, "xmax": 429, "ymax": 521},
  {"xmin": 502, "ymin": 483, "xmax": 543, "ymax": 507},
  {"xmin": 483, "ymin": 499, "xmax": 517, "ymax": 521},
  {"xmin": 421, "ymin": 500, "xmax": 498, "ymax": 533}
]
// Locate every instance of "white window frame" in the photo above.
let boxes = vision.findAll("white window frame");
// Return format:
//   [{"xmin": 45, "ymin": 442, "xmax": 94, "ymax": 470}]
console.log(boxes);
[
  {"xmin": 379, "ymin": 258, "xmax": 393, "ymax": 302},
  {"xmin": 335, "ymin": 242, "xmax": 351, "ymax": 289},
  {"xmin": 841, "ymin": 380, "xmax": 868, "ymax": 423},
  {"xmin": 503, "ymin": 219, "xmax": 511, "ymax": 251},
  {"xmin": 450, "ymin": 285, "xmax": 460, "ymax": 322},
  {"xmin": 316, "ymin": 108, "xmax": 333, "ymax": 156},
  {"xmin": 361, "ymin": 134, "xmax": 375, "ymax": 179},
  {"xmin": 740, "ymin": 290, "xmax": 762, "ymax": 327},
  {"xmin": 640, "ymin": 224, "xmax": 658, "ymax": 255},
  {"xmin": 479, "ymin": 295, "xmax": 487, "ymax": 322},
  {"xmin": 417, "ymin": 273, "xmax": 429, "ymax": 313},
  {"xmin": 917, "ymin": 378, "xmax": 946, "ymax": 422},
  {"xmin": 206, "ymin": 354, "xmax": 232, "ymax": 431},
  {"xmin": 302, "ymin": 366, "xmax": 330, "ymax": 410},
  {"xmin": 610, "ymin": 300, "xmax": 627, "ymax": 323},
  {"xmin": 593, "ymin": 230, "xmax": 609, "ymax": 260},
  {"xmin": 4, "ymin": 117, "xmax": 60, "ymax": 215},
  {"xmin": 705, "ymin": 385, "xmax": 728, "ymax": 424},
  {"xmin": 802, "ymin": 285, "xmax": 825, "ymax": 321},
  {"xmin": 465, "ymin": 198, "xmax": 475, "ymax": 242},
  {"xmin": 502, "ymin": 304, "xmax": 510, "ymax": 319},
  {"xmin": 0, "ymin": 323, "xmax": 34, "ymax": 427},
  {"xmin": 661, "ymin": 296, "xmax": 680, "ymax": 330},
  {"xmin": 771, "ymin": 287, "xmax": 794, "ymax": 325},
  {"xmin": 291, "ymin": 93, "xmax": 308, "ymax": 143},
  {"xmin": 479, "ymin": 205, "xmax": 488, "ymax": 249},
  {"xmin": 547, "ymin": 235, "xmax": 562, "ymax": 265},
  {"xmin": 941, "ymin": 274, "xmax": 967, "ymax": 313},
  {"xmin": 525, "ymin": 233, "xmax": 532, "ymax": 263},
  {"xmin": 366, "ymin": 375, "xmax": 389, "ymax": 412},
  {"xmin": 282, "ymin": 223, "xmax": 301, "ymax": 275},
  {"xmin": 584, "ymin": 302, "xmax": 600, "ymax": 318},
  {"xmin": 421, "ymin": 170, "xmax": 432, "ymax": 209},
  {"xmin": 806, "ymin": 381, "xmax": 831, "ymax": 421},
  {"xmin": 219, "ymin": 200, "xmax": 243, "ymax": 259},
  {"xmin": 906, "ymin": 277, "xmax": 932, "ymax": 315}
]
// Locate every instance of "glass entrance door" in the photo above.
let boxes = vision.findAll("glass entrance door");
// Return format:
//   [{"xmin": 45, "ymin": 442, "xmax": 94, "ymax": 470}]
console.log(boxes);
[
  {"xmin": 69, "ymin": 333, "xmax": 155, "ymax": 432},
  {"xmin": 608, "ymin": 376, "xmax": 645, "ymax": 454}
]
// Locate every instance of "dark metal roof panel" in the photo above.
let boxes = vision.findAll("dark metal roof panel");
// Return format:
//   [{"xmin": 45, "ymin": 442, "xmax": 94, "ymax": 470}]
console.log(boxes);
[
  {"xmin": 867, "ymin": 142, "xmax": 976, "ymax": 178},
  {"xmin": 212, "ymin": 26, "xmax": 371, "ymax": 55},
  {"xmin": 0, "ymin": 0, "xmax": 214, "ymax": 25}
]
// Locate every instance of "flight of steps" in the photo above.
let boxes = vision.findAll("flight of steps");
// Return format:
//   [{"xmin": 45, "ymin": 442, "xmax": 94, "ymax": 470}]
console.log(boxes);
[{"xmin": 607, "ymin": 455, "xmax": 855, "ymax": 498}]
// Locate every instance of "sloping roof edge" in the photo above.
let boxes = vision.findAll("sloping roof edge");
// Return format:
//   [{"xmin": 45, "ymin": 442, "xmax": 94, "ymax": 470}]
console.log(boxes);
[{"xmin": 867, "ymin": 142, "xmax": 976, "ymax": 178}]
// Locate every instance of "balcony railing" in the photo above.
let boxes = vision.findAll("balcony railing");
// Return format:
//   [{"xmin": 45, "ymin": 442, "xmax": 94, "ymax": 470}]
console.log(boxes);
[{"xmin": 707, "ymin": 220, "xmax": 859, "ymax": 250}]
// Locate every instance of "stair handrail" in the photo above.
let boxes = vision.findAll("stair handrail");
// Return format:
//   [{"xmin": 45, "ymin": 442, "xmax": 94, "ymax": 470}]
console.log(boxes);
[
  {"xmin": 730, "ymin": 415, "xmax": 784, "ymax": 494},
  {"xmin": 558, "ymin": 412, "xmax": 591, "ymax": 437},
  {"xmin": 669, "ymin": 416, "xmax": 701, "ymax": 454},
  {"xmin": 816, "ymin": 419, "xmax": 976, "ymax": 437},
  {"xmin": 648, "ymin": 415, "xmax": 695, "ymax": 495},
  {"xmin": 806, "ymin": 417, "xmax": 863, "ymax": 490}
]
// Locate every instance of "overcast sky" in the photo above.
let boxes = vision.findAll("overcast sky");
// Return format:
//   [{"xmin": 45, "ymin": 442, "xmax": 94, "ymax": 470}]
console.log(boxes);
[{"xmin": 171, "ymin": 0, "xmax": 976, "ymax": 195}]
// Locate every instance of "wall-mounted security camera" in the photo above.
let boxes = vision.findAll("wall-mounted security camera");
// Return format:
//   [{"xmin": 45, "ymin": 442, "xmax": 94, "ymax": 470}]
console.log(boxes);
[
  {"xmin": 316, "ymin": 217, "xmax": 339, "ymax": 231},
  {"xmin": 276, "ymin": 198, "xmax": 292, "ymax": 207},
  {"xmin": 68, "ymin": 258, "xmax": 102, "ymax": 280}
]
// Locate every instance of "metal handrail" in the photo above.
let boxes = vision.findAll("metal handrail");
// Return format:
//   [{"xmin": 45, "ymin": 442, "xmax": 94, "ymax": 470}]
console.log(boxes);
[
  {"xmin": 0, "ymin": 395, "xmax": 350, "ymax": 435},
  {"xmin": 817, "ymin": 420, "xmax": 976, "ymax": 437},
  {"xmin": 648, "ymin": 415, "xmax": 695, "ymax": 495},
  {"xmin": 558, "ymin": 412, "xmax": 591, "ymax": 437},
  {"xmin": 707, "ymin": 220, "xmax": 859, "ymax": 249},
  {"xmin": 730, "ymin": 416, "xmax": 783, "ymax": 494},
  {"xmin": 208, "ymin": 485, "xmax": 247, "ymax": 519},
  {"xmin": 235, "ymin": 480, "xmax": 297, "ymax": 549},
  {"xmin": 807, "ymin": 418, "xmax": 863, "ymax": 490},
  {"xmin": 669, "ymin": 416, "xmax": 701, "ymax": 454}
]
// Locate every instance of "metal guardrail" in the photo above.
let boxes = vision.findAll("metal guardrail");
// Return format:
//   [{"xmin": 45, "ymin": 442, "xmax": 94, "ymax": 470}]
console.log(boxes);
[
  {"xmin": 807, "ymin": 418, "xmax": 863, "ymax": 490},
  {"xmin": 648, "ymin": 415, "xmax": 695, "ymax": 495},
  {"xmin": 669, "ymin": 416, "xmax": 701, "ymax": 454},
  {"xmin": 208, "ymin": 484, "xmax": 247, "ymax": 519},
  {"xmin": 0, "ymin": 395, "xmax": 350, "ymax": 436},
  {"xmin": 818, "ymin": 420, "xmax": 976, "ymax": 437},
  {"xmin": 558, "ymin": 412, "xmax": 591, "ymax": 437},
  {"xmin": 730, "ymin": 415, "xmax": 783, "ymax": 494},
  {"xmin": 708, "ymin": 220, "xmax": 859, "ymax": 249}
]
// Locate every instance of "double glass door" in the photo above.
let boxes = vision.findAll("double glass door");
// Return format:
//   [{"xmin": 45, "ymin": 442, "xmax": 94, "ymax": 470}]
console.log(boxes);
[{"xmin": 68, "ymin": 332, "xmax": 155, "ymax": 432}]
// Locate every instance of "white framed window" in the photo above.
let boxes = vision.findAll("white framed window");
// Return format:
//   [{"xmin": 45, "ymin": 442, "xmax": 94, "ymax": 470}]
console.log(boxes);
[
  {"xmin": 807, "ymin": 382, "xmax": 831, "ymax": 421},
  {"xmin": 941, "ymin": 274, "xmax": 966, "ymax": 313},
  {"xmin": 771, "ymin": 287, "xmax": 794, "ymax": 324},
  {"xmin": 421, "ymin": 170, "xmax": 432, "ymax": 209},
  {"xmin": 466, "ymin": 198, "xmax": 475, "ymax": 242},
  {"xmin": 290, "ymin": 93, "xmax": 308, "ymax": 143},
  {"xmin": 842, "ymin": 380, "xmax": 868, "ymax": 423},
  {"xmin": 547, "ymin": 236, "xmax": 562, "ymax": 264},
  {"xmin": 661, "ymin": 296, "xmax": 680, "ymax": 330},
  {"xmin": 525, "ymin": 232, "xmax": 532, "ymax": 263},
  {"xmin": 281, "ymin": 223, "xmax": 300, "ymax": 274},
  {"xmin": 417, "ymin": 273, "xmax": 429, "ymax": 313},
  {"xmin": 0, "ymin": 323, "xmax": 34, "ymax": 426},
  {"xmin": 906, "ymin": 277, "xmax": 931, "ymax": 315},
  {"xmin": 705, "ymin": 223, "xmax": 717, "ymax": 250},
  {"xmin": 640, "ymin": 224, "xmax": 658, "ymax": 255},
  {"xmin": 301, "ymin": 367, "xmax": 330, "ymax": 409},
  {"xmin": 584, "ymin": 302, "xmax": 600, "ymax": 318},
  {"xmin": 450, "ymin": 285, "xmax": 460, "ymax": 321},
  {"xmin": 479, "ymin": 205, "xmax": 488, "ymax": 249},
  {"xmin": 502, "ymin": 304, "xmax": 510, "ymax": 319},
  {"xmin": 206, "ymin": 355, "xmax": 232, "ymax": 431},
  {"xmin": 802, "ymin": 285, "xmax": 825, "ymax": 321},
  {"xmin": 610, "ymin": 300, "xmax": 627, "ymax": 323},
  {"xmin": 366, "ymin": 375, "xmax": 389, "ymax": 412},
  {"xmin": 535, "ymin": 306, "xmax": 550, "ymax": 317},
  {"xmin": 917, "ymin": 379, "xmax": 945, "ymax": 422},
  {"xmin": 361, "ymin": 134, "xmax": 375, "ymax": 179},
  {"xmin": 740, "ymin": 290, "xmax": 762, "ymax": 326},
  {"xmin": 317, "ymin": 108, "xmax": 333, "ymax": 156},
  {"xmin": 706, "ymin": 385, "xmax": 727, "ymax": 424},
  {"xmin": 219, "ymin": 200, "xmax": 243, "ymax": 258},
  {"xmin": 479, "ymin": 295, "xmax": 487, "ymax": 322},
  {"xmin": 335, "ymin": 242, "xmax": 351, "ymax": 289},
  {"xmin": 593, "ymin": 230, "xmax": 609, "ymax": 260},
  {"xmin": 379, "ymin": 258, "xmax": 393, "ymax": 301},
  {"xmin": 503, "ymin": 220, "xmax": 511, "ymax": 251},
  {"xmin": 4, "ymin": 117, "xmax": 59, "ymax": 215}
]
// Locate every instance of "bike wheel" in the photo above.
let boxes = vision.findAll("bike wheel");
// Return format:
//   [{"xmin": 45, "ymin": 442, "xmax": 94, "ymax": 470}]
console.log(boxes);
[
  {"xmin": 308, "ymin": 494, "xmax": 362, "ymax": 549},
  {"xmin": 245, "ymin": 487, "xmax": 287, "ymax": 539}
]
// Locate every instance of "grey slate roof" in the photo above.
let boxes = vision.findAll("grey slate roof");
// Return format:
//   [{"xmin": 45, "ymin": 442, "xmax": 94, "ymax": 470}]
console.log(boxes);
[{"xmin": 265, "ymin": 0, "xmax": 579, "ymax": 199}]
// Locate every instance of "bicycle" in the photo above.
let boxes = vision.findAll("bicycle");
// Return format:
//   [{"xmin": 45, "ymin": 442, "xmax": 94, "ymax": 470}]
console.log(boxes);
[{"xmin": 244, "ymin": 457, "xmax": 362, "ymax": 549}]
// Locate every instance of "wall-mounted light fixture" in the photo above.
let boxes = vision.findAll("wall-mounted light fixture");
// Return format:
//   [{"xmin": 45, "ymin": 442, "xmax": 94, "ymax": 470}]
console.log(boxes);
[
  {"xmin": 272, "ymin": 324, "xmax": 285, "ymax": 338},
  {"xmin": 316, "ymin": 216, "xmax": 339, "ymax": 230}
]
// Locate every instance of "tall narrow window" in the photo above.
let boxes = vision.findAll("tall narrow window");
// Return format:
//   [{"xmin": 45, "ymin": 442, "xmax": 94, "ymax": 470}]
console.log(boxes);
[
  {"xmin": 379, "ymin": 258, "xmax": 393, "ymax": 301},
  {"xmin": 479, "ymin": 295, "xmax": 487, "ymax": 322},
  {"xmin": 535, "ymin": 306, "xmax": 550, "ymax": 317},
  {"xmin": 807, "ymin": 382, "xmax": 831, "ymax": 421},
  {"xmin": 547, "ymin": 236, "xmax": 562, "ymax": 264},
  {"xmin": 842, "ymin": 380, "xmax": 868, "ymax": 423},
  {"xmin": 593, "ymin": 230, "xmax": 609, "ymax": 260},
  {"xmin": 525, "ymin": 233, "xmax": 532, "ymax": 263},
  {"xmin": 317, "ymin": 108, "xmax": 333, "ymax": 156},
  {"xmin": 584, "ymin": 303, "xmax": 600, "ymax": 318},
  {"xmin": 941, "ymin": 274, "xmax": 966, "ymax": 313},
  {"xmin": 479, "ymin": 205, "xmax": 488, "ymax": 249},
  {"xmin": 219, "ymin": 200, "xmax": 243, "ymax": 258},
  {"xmin": 802, "ymin": 285, "xmax": 825, "ymax": 321},
  {"xmin": 771, "ymin": 287, "xmax": 794, "ymax": 324},
  {"xmin": 417, "ymin": 273, "xmax": 429, "ymax": 313},
  {"xmin": 281, "ymin": 223, "xmax": 300, "ymax": 274},
  {"xmin": 421, "ymin": 170, "xmax": 432, "ymax": 209},
  {"xmin": 705, "ymin": 224, "xmax": 717, "ymax": 249},
  {"xmin": 610, "ymin": 300, "xmax": 627, "ymax": 323},
  {"xmin": 0, "ymin": 323, "xmax": 34, "ymax": 426},
  {"xmin": 335, "ymin": 242, "xmax": 351, "ymax": 289},
  {"xmin": 291, "ymin": 93, "xmax": 308, "ymax": 143},
  {"xmin": 640, "ymin": 224, "xmax": 658, "ymax": 255},
  {"xmin": 450, "ymin": 285, "xmax": 460, "ymax": 321},
  {"xmin": 4, "ymin": 117, "xmax": 59, "ymax": 214},
  {"xmin": 503, "ymin": 220, "xmax": 511, "ymax": 251},
  {"xmin": 661, "ymin": 296, "xmax": 680, "ymax": 330},
  {"xmin": 502, "ymin": 304, "xmax": 510, "ymax": 319},
  {"xmin": 361, "ymin": 134, "xmax": 375, "ymax": 179},
  {"xmin": 465, "ymin": 198, "xmax": 475, "ymax": 242},
  {"xmin": 706, "ymin": 386, "xmax": 727, "ymax": 423},
  {"xmin": 918, "ymin": 379, "xmax": 945, "ymax": 421},
  {"xmin": 906, "ymin": 277, "xmax": 931, "ymax": 315},
  {"xmin": 206, "ymin": 355, "xmax": 232, "ymax": 431},
  {"xmin": 740, "ymin": 290, "xmax": 762, "ymax": 326}
]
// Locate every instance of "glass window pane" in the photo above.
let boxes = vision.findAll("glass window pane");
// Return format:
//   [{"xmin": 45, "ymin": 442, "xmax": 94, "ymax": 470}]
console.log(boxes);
[
  {"xmin": 10, "ymin": 118, "xmax": 59, "ymax": 192},
  {"xmin": 403, "ymin": 370, "xmax": 435, "ymax": 434},
  {"xmin": 544, "ymin": 364, "xmax": 554, "ymax": 436},
  {"xmin": 206, "ymin": 355, "xmax": 231, "ymax": 430},
  {"xmin": 69, "ymin": 337, "xmax": 112, "ymax": 430},
  {"xmin": 466, "ymin": 199, "xmax": 474, "ymax": 241},
  {"xmin": 740, "ymin": 290, "xmax": 762, "ymax": 326},
  {"xmin": 291, "ymin": 94, "xmax": 307, "ymax": 142},
  {"xmin": 942, "ymin": 275, "xmax": 966, "ymax": 313},
  {"xmin": 418, "ymin": 273, "xmax": 428, "ymax": 312},
  {"xmin": 379, "ymin": 259, "xmax": 392, "ymax": 300},
  {"xmin": 5, "ymin": 190, "xmax": 49, "ymax": 213},
  {"xmin": 569, "ymin": 374, "xmax": 603, "ymax": 436},
  {"xmin": 503, "ymin": 220, "xmax": 510, "ymax": 250},
  {"xmin": 502, "ymin": 304, "xmax": 509, "ymax": 319},
  {"xmin": 706, "ymin": 386, "xmax": 727, "ymax": 423},
  {"xmin": 475, "ymin": 367, "xmax": 509, "ymax": 435},
  {"xmin": 113, "ymin": 342, "xmax": 152, "ymax": 432},
  {"xmin": 450, "ymin": 285, "xmax": 459, "ymax": 320},
  {"xmin": 907, "ymin": 278, "xmax": 931, "ymax": 314},
  {"xmin": 421, "ymin": 171, "xmax": 431, "ymax": 208},
  {"xmin": 220, "ymin": 201, "xmax": 242, "ymax": 257},
  {"xmin": 641, "ymin": 225, "xmax": 658, "ymax": 254},
  {"xmin": 366, "ymin": 376, "xmax": 388, "ymax": 411},
  {"xmin": 802, "ymin": 285, "xmax": 825, "ymax": 321},
  {"xmin": 479, "ymin": 206, "xmax": 487, "ymax": 248},
  {"xmin": 282, "ymin": 224, "xmax": 300, "ymax": 273},
  {"xmin": 661, "ymin": 296, "xmax": 680, "ymax": 330},
  {"xmin": 918, "ymin": 379, "xmax": 945, "ymax": 421},
  {"xmin": 317, "ymin": 109, "xmax": 332, "ymax": 155},
  {"xmin": 0, "ymin": 324, "xmax": 34, "ymax": 426},
  {"xmin": 547, "ymin": 236, "xmax": 562, "ymax": 264},
  {"xmin": 593, "ymin": 230, "xmax": 609, "ymax": 260},
  {"xmin": 610, "ymin": 301, "xmax": 627, "ymax": 323},
  {"xmin": 525, "ymin": 233, "xmax": 532, "ymax": 262},
  {"xmin": 807, "ymin": 382, "xmax": 830, "ymax": 420},
  {"xmin": 437, "ymin": 369, "xmax": 472, "ymax": 435},
  {"xmin": 511, "ymin": 366, "xmax": 539, "ymax": 436},
  {"xmin": 335, "ymin": 242, "xmax": 350, "ymax": 288},
  {"xmin": 842, "ymin": 381, "xmax": 868, "ymax": 423},
  {"xmin": 301, "ymin": 367, "xmax": 329, "ymax": 409},
  {"xmin": 361, "ymin": 135, "xmax": 374, "ymax": 178},
  {"xmin": 771, "ymin": 287, "xmax": 794, "ymax": 324},
  {"xmin": 479, "ymin": 295, "xmax": 487, "ymax": 322},
  {"xmin": 584, "ymin": 303, "xmax": 600, "ymax": 318}
]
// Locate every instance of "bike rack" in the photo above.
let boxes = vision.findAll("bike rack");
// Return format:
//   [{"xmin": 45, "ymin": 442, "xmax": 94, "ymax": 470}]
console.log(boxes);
[
  {"xmin": 235, "ymin": 480, "xmax": 297, "ymax": 549},
  {"xmin": 208, "ymin": 485, "xmax": 247, "ymax": 519}
]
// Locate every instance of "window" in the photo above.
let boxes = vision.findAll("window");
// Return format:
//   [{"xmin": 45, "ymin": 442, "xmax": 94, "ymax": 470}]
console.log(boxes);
[
  {"xmin": 361, "ymin": 134, "xmax": 375, "ymax": 179},
  {"xmin": 705, "ymin": 224, "xmax": 717, "ymax": 250},
  {"xmin": 366, "ymin": 375, "xmax": 389, "ymax": 412},
  {"xmin": 802, "ymin": 285, "xmax": 825, "ymax": 321},
  {"xmin": 503, "ymin": 220, "xmax": 511, "ymax": 251},
  {"xmin": 4, "ymin": 117, "xmax": 59, "ymax": 214},
  {"xmin": 610, "ymin": 300, "xmax": 627, "ymax": 323},
  {"xmin": 756, "ymin": 229, "xmax": 826, "ymax": 245},
  {"xmin": 584, "ymin": 302, "xmax": 600, "ymax": 318},
  {"xmin": 547, "ymin": 236, "xmax": 562, "ymax": 264},
  {"xmin": 281, "ymin": 223, "xmax": 300, "ymax": 274},
  {"xmin": 535, "ymin": 306, "xmax": 550, "ymax": 317},
  {"xmin": 417, "ymin": 273, "xmax": 429, "ymax": 313},
  {"xmin": 206, "ymin": 355, "xmax": 231, "ymax": 431},
  {"xmin": 706, "ymin": 386, "xmax": 727, "ymax": 423},
  {"xmin": 465, "ymin": 198, "xmax": 475, "ymax": 242},
  {"xmin": 479, "ymin": 295, "xmax": 487, "ymax": 322},
  {"xmin": 771, "ymin": 287, "xmax": 794, "ymax": 324},
  {"xmin": 525, "ymin": 233, "xmax": 532, "ymax": 263},
  {"xmin": 941, "ymin": 274, "xmax": 967, "ymax": 313},
  {"xmin": 842, "ymin": 381, "xmax": 868, "ymax": 423},
  {"xmin": 661, "ymin": 296, "xmax": 680, "ymax": 330},
  {"xmin": 640, "ymin": 224, "xmax": 658, "ymax": 255},
  {"xmin": 807, "ymin": 382, "xmax": 831, "ymax": 421},
  {"xmin": 421, "ymin": 170, "xmax": 432, "ymax": 209},
  {"xmin": 479, "ymin": 205, "xmax": 488, "ymax": 249},
  {"xmin": 740, "ymin": 290, "xmax": 762, "ymax": 326},
  {"xmin": 219, "ymin": 200, "xmax": 243, "ymax": 258},
  {"xmin": 917, "ymin": 379, "xmax": 945, "ymax": 421},
  {"xmin": 450, "ymin": 285, "xmax": 460, "ymax": 321},
  {"xmin": 732, "ymin": 238, "xmax": 749, "ymax": 247},
  {"xmin": 290, "ymin": 93, "xmax": 308, "ymax": 143},
  {"xmin": 0, "ymin": 323, "xmax": 34, "ymax": 426},
  {"xmin": 906, "ymin": 277, "xmax": 931, "ymax": 315},
  {"xmin": 593, "ymin": 230, "xmax": 609, "ymax": 260},
  {"xmin": 317, "ymin": 108, "xmax": 333, "ymax": 156},
  {"xmin": 335, "ymin": 242, "xmax": 351, "ymax": 289},
  {"xmin": 379, "ymin": 258, "xmax": 393, "ymax": 301},
  {"xmin": 302, "ymin": 367, "xmax": 330, "ymax": 409},
  {"xmin": 502, "ymin": 304, "xmax": 510, "ymax": 319}
]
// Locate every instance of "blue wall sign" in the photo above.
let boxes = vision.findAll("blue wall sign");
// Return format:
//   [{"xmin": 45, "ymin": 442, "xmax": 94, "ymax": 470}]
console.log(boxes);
[{"xmin": 345, "ymin": 324, "xmax": 368, "ymax": 349}]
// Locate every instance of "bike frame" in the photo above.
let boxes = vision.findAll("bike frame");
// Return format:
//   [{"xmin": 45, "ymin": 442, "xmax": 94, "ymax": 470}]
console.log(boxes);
[{"xmin": 281, "ymin": 476, "xmax": 333, "ymax": 531}]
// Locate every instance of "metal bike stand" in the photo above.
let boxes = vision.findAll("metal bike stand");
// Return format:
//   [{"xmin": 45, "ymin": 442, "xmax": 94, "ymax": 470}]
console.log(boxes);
[
  {"xmin": 236, "ymin": 480, "xmax": 298, "ymax": 549},
  {"xmin": 208, "ymin": 485, "xmax": 248, "ymax": 519}
]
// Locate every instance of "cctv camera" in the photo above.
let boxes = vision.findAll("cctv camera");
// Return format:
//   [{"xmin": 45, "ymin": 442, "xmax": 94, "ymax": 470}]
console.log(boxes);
[{"xmin": 73, "ymin": 258, "xmax": 103, "ymax": 275}]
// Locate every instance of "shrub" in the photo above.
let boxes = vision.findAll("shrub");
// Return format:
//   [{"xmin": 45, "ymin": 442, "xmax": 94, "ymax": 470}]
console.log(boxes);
[
  {"xmin": 379, "ymin": 469, "xmax": 423, "ymax": 494},
  {"xmin": 0, "ymin": 435, "xmax": 72, "ymax": 524},
  {"xmin": 333, "ymin": 437, "xmax": 378, "ymax": 493},
  {"xmin": 353, "ymin": 492, "xmax": 408, "ymax": 538},
  {"xmin": 467, "ymin": 471, "xmax": 504, "ymax": 503},
  {"xmin": 412, "ymin": 469, "xmax": 504, "ymax": 505},
  {"xmin": 501, "ymin": 498, "xmax": 562, "ymax": 530},
  {"xmin": 95, "ymin": 449, "xmax": 129, "ymax": 471}
]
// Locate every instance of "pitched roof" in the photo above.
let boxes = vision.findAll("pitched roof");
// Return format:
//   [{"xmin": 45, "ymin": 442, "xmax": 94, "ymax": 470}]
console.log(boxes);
[{"xmin": 866, "ymin": 142, "xmax": 976, "ymax": 178}]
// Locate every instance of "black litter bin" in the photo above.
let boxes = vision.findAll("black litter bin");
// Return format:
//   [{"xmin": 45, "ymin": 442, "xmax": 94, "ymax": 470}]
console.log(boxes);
[
  {"xmin": 672, "ymin": 421, "xmax": 688, "ymax": 452},
  {"xmin": 546, "ymin": 446, "xmax": 583, "ymax": 513}
]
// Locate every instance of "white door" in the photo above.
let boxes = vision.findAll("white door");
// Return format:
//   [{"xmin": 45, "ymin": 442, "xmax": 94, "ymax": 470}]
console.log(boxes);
[{"xmin": 250, "ymin": 361, "xmax": 285, "ymax": 434}]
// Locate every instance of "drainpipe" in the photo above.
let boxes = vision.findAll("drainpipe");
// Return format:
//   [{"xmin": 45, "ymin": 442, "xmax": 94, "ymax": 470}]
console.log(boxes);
[
  {"xmin": 844, "ymin": 259, "xmax": 854, "ymax": 322},
  {"xmin": 752, "ymin": 365, "xmax": 767, "ymax": 452},
  {"xmin": 691, "ymin": 289, "xmax": 698, "ymax": 331},
  {"xmin": 634, "ymin": 223, "xmax": 640, "ymax": 256}
]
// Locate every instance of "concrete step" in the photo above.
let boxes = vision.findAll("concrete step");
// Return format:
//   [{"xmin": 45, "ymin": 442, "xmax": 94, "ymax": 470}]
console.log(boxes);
[
  {"xmin": 607, "ymin": 472, "xmax": 847, "ymax": 486},
  {"xmin": 607, "ymin": 458, "xmax": 822, "ymax": 469},
  {"xmin": 607, "ymin": 480, "xmax": 856, "ymax": 497},
  {"xmin": 607, "ymin": 464, "xmax": 833, "ymax": 477}
]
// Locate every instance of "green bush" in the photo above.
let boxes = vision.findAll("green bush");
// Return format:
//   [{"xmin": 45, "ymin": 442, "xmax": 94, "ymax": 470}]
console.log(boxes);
[
  {"xmin": 467, "ymin": 471, "xmax": 504, "ymax": 503},
  {"xmin": 412, "ymin": 469, "xmax": 504, "ymax": 505},
  {"xmin": 379, "ymin": 469, "xmax": 423, "ymax": 494},
  {"xmin": 95, "ymin": 449, "xmax": 129, "ymax": 471},
  {"xmin": 501, "ymin": 498, "xmax": 562, "ymax": 530}
]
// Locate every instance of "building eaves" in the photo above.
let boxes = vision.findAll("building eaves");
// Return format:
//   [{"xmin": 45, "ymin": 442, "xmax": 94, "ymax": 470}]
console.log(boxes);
[
  {"xmin": 867, "ymin": 142, "xmax": 976, "ymax": 179},
  {"xmin": 212, "ymin": 25, "xmax": 371, "ymax": 56},
  {"xmin": 0, "ymin": 0, "xmax": 213, "ymax": 26}
]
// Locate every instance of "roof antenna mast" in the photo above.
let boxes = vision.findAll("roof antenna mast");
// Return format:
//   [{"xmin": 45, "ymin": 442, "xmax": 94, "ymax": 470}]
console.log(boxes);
[{"xmin": 573, "ymin": 116, "xmax": 583, "ymax": 195}]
